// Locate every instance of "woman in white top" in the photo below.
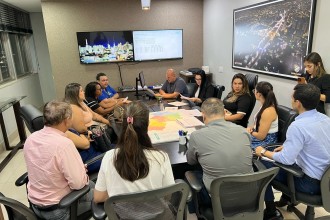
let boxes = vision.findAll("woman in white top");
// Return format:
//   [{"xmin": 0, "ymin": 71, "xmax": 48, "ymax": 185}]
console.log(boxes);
[
  {"xmin": 94, "ymin": 101, "xmax": 175, "ymax": 203},
  {"xmin": 247, "ymin": 81, "xmax": 278, "ymax": 150}
]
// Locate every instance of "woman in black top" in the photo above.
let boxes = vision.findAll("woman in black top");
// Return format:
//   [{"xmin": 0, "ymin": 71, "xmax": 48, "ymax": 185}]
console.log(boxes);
[
  {"xmin": 223, "ymin": 73, "xmax": 251, "ymax": 127},
  {"xmin": 182, "ymin": 70, "xmax": 214, "ymax": 106},
  {"xmin": 303, "ymin": 52, "xmax": 330, "ymax": 114}
]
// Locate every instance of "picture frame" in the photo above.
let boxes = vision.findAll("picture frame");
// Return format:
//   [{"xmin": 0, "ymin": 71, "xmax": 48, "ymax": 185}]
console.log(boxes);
[{"xmin": 232, "ymin": 0, "xmax": 317, "ymax": 79}]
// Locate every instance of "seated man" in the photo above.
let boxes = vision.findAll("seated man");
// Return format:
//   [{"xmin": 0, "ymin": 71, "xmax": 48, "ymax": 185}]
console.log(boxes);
[
  {"xmin": 96, "ymin": 72, "xmax": 119, "ymax": 100},
  {"xmin": 24, "ymin": 100, "xmax": 92, "ymax": 220},
  {"xmin": 186, "ymin": 98, "xmax": 253, "ymax": 211},
  {"xmin": 155, "ymin": 68, "xmax": 189, "ymax": 99},
  {"xmin": 255, "ymin": 84, "xmax": 330, "ymax": 220}
]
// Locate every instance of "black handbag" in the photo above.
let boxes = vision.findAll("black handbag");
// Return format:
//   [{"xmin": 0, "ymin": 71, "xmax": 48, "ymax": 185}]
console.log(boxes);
[{"xmin": 89, "ymin": 124, "xmax": 117, "ymax": 152}]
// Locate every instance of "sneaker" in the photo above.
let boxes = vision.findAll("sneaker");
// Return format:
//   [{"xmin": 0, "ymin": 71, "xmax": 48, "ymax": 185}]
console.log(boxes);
[
  {"xmin": 275, "ymin": 195, "xmax": 290, "ymax": 207},
  {"xmin": 263, "ymin": 208, "xmax": 284, "ymax": 220}
]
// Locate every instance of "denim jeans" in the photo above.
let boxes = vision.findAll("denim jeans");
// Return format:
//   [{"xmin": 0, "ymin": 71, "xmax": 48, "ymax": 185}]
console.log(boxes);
[{"xmin": 262, "ymin": 161, "xmax": 321, "ymax": 202}]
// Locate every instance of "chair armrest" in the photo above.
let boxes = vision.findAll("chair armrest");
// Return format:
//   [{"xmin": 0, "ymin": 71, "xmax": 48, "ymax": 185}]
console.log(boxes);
[
  {"xmin": 15, "ymin": 172, "xmax": 28, "ymax": 186},
  {"xmin": 273, "ymin": 162, "xmax": 304, "ymax": 177},
  {"xmin": 92, "ymin": 201, "xmax": 106, "ymax": 220},
  {"xmin": 175, "ymin": 179, "xmax": 192, "ymax": 202},
  {"xmin": 85, "ymin": 153, "xmax": 105, "ymax": 166},
  {"xmin": 185, "ymin": 171, "xmax": 203, "ymax": 192},
  {"xmin": 252, "ymin": 159, "xmax": 267, "ymax": 171},
  {"xmin": 59, "ymin": 185, "xmax": 90, "ymax": 208}
]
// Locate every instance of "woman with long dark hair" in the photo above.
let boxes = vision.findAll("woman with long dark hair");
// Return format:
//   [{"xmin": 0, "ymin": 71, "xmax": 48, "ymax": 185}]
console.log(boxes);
[
  {"xmin": 94, "ymin": 101, "xmax": 175, "ymax": 203},
  {"xmin": 84, "ymin": 81, "xmax": 117, "ymax": 116},
  {"xmin": 223, "ymin": 73, "xmax": 252, "ymax": 127},
  {"xmin": 247, "ymin": 81, "xmax": 278, "ymax": 149},
  {"xmin": 303, "ymin": 52, "xmax": 330, "ymax": 114},
  {"xmin": 181, "ymin": 70, "xmax": 214, "ymax": 106}
]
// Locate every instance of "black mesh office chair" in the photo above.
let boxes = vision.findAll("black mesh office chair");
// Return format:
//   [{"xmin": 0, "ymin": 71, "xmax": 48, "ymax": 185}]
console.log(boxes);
[
  {"xmin": 273, "ymin": 105, "xmax": 298, "ymax": 144},
  {"xmin": 0, "ymin": 192, "xmax": 37, "ymax": 220},
  {"xmin": 92, "ymin": 181, "xmax": 191, "ymax": 220},
  {"xmin": 20, "ymin": 105, "xmax": 44, "ymax": 133},
  {"xmin": 244, "ymin": 73, "xmax": 258, "ymax": 127},
  {"xmin": 212, "ymin": 84, "xmax": 225, "ymax": 100},
  {"xmin": 187, "ymin": 83, "xmax": 196, "ymax": 97},
  {"xmin": 185, "ymin": 167, "xmax": 279, "ymax": 220}
]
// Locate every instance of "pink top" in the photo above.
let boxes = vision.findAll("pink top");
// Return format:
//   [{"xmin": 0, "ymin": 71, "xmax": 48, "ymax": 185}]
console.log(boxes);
[
  {"xmin": 24, "ymin": 126, "xmax": 89, "ymax": 206},
  {"xmin": 81, "ymin": 102, "xmax": 94, "ymax": 127}
]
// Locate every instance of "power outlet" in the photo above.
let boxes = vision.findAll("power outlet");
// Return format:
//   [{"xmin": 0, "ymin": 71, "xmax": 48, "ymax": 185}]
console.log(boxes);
[{"xmin": 218, "ymin": 66, "xmax": 224, "ymax": 73}]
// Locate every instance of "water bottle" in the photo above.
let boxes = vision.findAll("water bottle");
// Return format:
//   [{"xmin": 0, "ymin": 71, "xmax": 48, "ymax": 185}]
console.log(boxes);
[{"xmin": 159, "ymin": 97, "xmax": 164, "ymax": 111}]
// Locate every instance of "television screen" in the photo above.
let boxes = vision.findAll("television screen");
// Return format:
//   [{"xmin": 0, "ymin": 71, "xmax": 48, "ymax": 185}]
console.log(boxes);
[
  {"xmin": 77, "ymin": 31, "xmax": 134, "ymax": 64},
  {"xmin": 133, "ymin": 29, "xmax": 183, "ymax": 61}
]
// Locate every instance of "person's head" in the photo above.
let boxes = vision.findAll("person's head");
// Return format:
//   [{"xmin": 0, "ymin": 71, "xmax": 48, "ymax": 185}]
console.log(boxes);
[
  {"xmin": 194, "ymin": 69, "xmax": 206, "ymax": 87},
  {"xmin": 85, "ymin": 81, "xmax": 102, "ymax": 99},
  {"xmin": 166, "ymin": 69, "xmax": 177, "ymax": 83},
  {"xmin": 231, "ymin": 73, "xmax": 249, "ymax": 95},
  {"xmin": 201, "ymin": 98, "xmax": 225, "ymax": 124},
  {"xmin": 304, "ymin": 52, "xmax": 326, "ymax": 78},
  {"xmin": 43, "ymin": 100, "xmax": 72, "ymax": 129},
  {"xmin": 254, "ymin": 81, "xmax": 278, "ymax": 131},
  {"xmin": 96, "ymin": 72, "xmax": 108, "ymax": 89},
  {"xmin": 292, "ymin": 84, "xmax": 320, "ymax": 113},
  {"xmin": 114, "ymin": 101, "xmax": 154, "ymax": 182},
  {"xmin": 64, "ymin": 83, "xmax": 84, "ymax": 107}
]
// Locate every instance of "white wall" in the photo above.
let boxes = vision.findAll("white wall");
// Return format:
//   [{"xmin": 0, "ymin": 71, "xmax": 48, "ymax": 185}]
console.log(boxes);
[{"xmin": 203, "ymin": 0, "xmax": 330, "ymax": 124}]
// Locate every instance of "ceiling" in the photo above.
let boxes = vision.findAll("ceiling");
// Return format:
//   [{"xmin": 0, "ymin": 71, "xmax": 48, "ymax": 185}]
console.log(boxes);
[{"xmin": 2, "ymin": 0, "xmax": 42, "ymax": 12}]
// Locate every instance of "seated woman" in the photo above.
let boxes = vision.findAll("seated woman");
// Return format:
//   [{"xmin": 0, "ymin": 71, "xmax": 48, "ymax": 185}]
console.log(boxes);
[
  {"xmin": 84, "ymin": 81, "xmax": 117, "ymax": 116},
  {"xmin": 65, "ymin": 129, "xmax": 102, "ymax": 173},
  {"xmin": 223, "ymin": 73, "xmax": 252, "ymax": 127},
  {"xmin": 246, "ymin": 82, "xmax": 278, "ymax": 150},
  {"xmin": 94, "ymin": 101, "xmax": 175, "ymax": 204},
  {"xmin": 65, "ymin": 83, "xmax": 117, "ymax": 149},
  {"xmin": 181, "ymin": 70, "xmax": 214, "ymax": 106}
]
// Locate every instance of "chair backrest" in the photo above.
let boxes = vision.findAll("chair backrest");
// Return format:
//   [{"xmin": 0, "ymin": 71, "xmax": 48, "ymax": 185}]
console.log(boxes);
[
  {"xmin": 20, "ymin": 105, "xmax": 44, "ymax": 133},
  {"xmin": 277, "ymin": 105, "xmax": 298, "ymax": 143},
  {"xmin": 0, "ymin": 192, "xmax": 37, "ymax": 220},
  {"xmin": 186, "ymin": 83, "xmax": 196, "ymax": 97},
  {"xmin": 244, "ymin": 73, "xmax": 258, "ymax": 127},
  {"xmin": 104, "ymin": 181, "xmax": 190, "ymax": 220},
  {"xmin": 213, "ymin": 84, "xmax": 225, "ymax": 100},
  {"xmin": 210, "ymin": 167, "xmax": 279, "ymax": 220},
  {"xmin": 321, "ymin": 165, "xmax": 330, "ymax": 212}
]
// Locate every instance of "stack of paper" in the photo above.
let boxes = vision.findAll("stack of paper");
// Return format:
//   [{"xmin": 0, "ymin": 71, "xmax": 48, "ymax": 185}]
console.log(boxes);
[{"xmin": 176, "ymin": 116, "xmax": 204, "ymax": 128}]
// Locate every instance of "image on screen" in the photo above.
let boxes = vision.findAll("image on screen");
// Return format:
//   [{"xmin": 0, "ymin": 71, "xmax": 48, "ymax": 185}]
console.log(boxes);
[
  {"xmin": 77, "ymin": 31, "xmax": 134, "ymax": 64},
  {"xmin": 133, "ymin": 29, "xmax": 183, "ymax": 61}
]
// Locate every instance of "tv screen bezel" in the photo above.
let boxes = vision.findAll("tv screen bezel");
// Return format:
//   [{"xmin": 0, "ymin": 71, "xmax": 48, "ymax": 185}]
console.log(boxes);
[
  {"xmin": 132, "ymin": 29, "xmax": 183, "ymax": 62},
  {"xmin": 76, "ymin": 30, "xmax": 134, "ymax": 64}
]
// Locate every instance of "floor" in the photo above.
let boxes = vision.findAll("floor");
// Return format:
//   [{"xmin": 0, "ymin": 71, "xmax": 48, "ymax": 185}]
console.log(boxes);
[{"xmin": 0, "ymin": 134, "xmax": 329, "ymax": 219}]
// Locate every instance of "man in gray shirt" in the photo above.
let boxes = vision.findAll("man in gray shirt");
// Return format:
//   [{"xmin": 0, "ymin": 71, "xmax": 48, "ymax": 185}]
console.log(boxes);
[
  {"xmin": 155, "ymin": 68, "xmax": 189, "ymax": 98},
  {"xmin": 186, "ymin": 98, "xmax": 253, "ymax": 210}
]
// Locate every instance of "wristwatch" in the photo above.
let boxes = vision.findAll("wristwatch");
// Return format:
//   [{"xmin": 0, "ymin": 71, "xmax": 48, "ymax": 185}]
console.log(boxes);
[{"xmin": 260, "ymin": 149, "xmax": 267, "ymax": 156}]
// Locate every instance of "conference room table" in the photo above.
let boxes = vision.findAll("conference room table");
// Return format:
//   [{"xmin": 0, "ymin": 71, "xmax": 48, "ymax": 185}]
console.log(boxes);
[{"xmin": 118, "ymin": 91, "xmax": 202, "ymax": 178}]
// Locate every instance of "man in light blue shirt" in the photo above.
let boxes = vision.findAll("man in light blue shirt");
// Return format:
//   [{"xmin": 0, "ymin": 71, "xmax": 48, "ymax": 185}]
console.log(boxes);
[{"xmin": 255, "ymin": 84, "xmax": 330, "ymax": 220}]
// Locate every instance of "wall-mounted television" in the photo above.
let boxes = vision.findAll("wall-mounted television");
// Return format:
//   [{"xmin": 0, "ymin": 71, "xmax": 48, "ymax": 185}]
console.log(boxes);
[
  {"xmin": 77, "ymin": 31, "xmax": 134, "ymax": 64},
  {"xmin": 133, "ymin": 29, "xmax": 183, "ymax": 61}
]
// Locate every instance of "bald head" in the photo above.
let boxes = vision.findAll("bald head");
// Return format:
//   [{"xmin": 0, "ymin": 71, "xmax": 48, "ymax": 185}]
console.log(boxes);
[
  {"xmin": 166, "ymin": 69, "xmax": 176, "ymax": 83},
  {"xmin": 201, "ymin": 98, "xmax": 225, "ymax": 123}
]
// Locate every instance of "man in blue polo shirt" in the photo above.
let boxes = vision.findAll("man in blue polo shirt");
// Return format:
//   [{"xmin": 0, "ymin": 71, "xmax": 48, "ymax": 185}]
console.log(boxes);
[
  {"xmin": 255, "ymin": 84, "xmax": 330, "ymax": 220},
  {"xmin": 96, "ymin": 72, "xmax": 120, "ymax": 101}
]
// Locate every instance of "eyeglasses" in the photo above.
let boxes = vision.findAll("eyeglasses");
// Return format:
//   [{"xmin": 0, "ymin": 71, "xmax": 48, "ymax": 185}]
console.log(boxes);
[{"xmin": 195, "ymin": 78, "xmax": 202, "ymax": 81}]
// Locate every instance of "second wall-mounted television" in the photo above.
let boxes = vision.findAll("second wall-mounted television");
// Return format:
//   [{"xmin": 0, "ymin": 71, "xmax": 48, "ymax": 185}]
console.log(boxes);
[
  {"xmin": 133, "ymin": 29, "xmax": 183, "ymax": 61},
  {"xmin": 77, "ymin": 31, "xmax": 134, "ymax": 64}
]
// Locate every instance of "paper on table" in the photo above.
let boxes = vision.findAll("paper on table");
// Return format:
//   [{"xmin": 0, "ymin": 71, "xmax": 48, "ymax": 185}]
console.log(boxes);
[
  {"xmin": 179, "ymin": 109, "xmax": 202, "ymax": 117},
  {"xmin": 180, "ymin": 94, "xmax": 189, "ymax": 100},
  {"xmin": 168, "ymin": 101, "xmax": 189, "ymax": 107},
  {"xmin": 165, "ymin": 107, "xmax": 178, "ymax": 111},
  {"xmin": 176, "ymin": 116, "xmax": 204, "ymax": 128}
]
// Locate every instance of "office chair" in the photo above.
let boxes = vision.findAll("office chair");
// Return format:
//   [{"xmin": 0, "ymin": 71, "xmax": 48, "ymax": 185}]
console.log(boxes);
[
  {"xmin": 273, "ymin": 105, "xmax": 298, "ymax": 144},
  {"xmin": 0, "ymin": 192, "xmax": 37, "ymax": 220},
  {"xmin": 92, "ymin": 180, "xmax": 191, "ymax": 220},
  {"xmin": 185, "ymin": 167, "xmax": 279, "ymax": 220},
  {"xmin": 270, "ymin": 163, "xmax": 330, "ymax": 220},
  {"xmin": 244, "ymin": 73, "xmax": 258, "ymax": 127},
  {"xmin": 187, "ymin": 83, "xmax": 196, "ymax": 97},
  {"xmin": 213, "ymin": 84, "xmax": 225, "ymax": 100},
  {"xmin": 20, "ymin": 104, "xmax": 44, "ymax": 133}
]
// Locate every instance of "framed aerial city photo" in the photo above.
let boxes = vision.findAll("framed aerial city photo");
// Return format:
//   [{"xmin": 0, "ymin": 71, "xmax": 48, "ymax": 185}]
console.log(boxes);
[{"xmin": 232, "ymin": 0, "xmax": 317, "ymax": 79}]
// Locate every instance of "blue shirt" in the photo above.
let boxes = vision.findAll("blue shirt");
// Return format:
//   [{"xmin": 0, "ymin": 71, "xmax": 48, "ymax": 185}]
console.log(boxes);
[
  {"xmin": 98, "ymin": 85, "xmax": 117, "ymax": 101},
  {"xmin": 273, "ymin": 109, "xmax": 330, "ymax": 180}
]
